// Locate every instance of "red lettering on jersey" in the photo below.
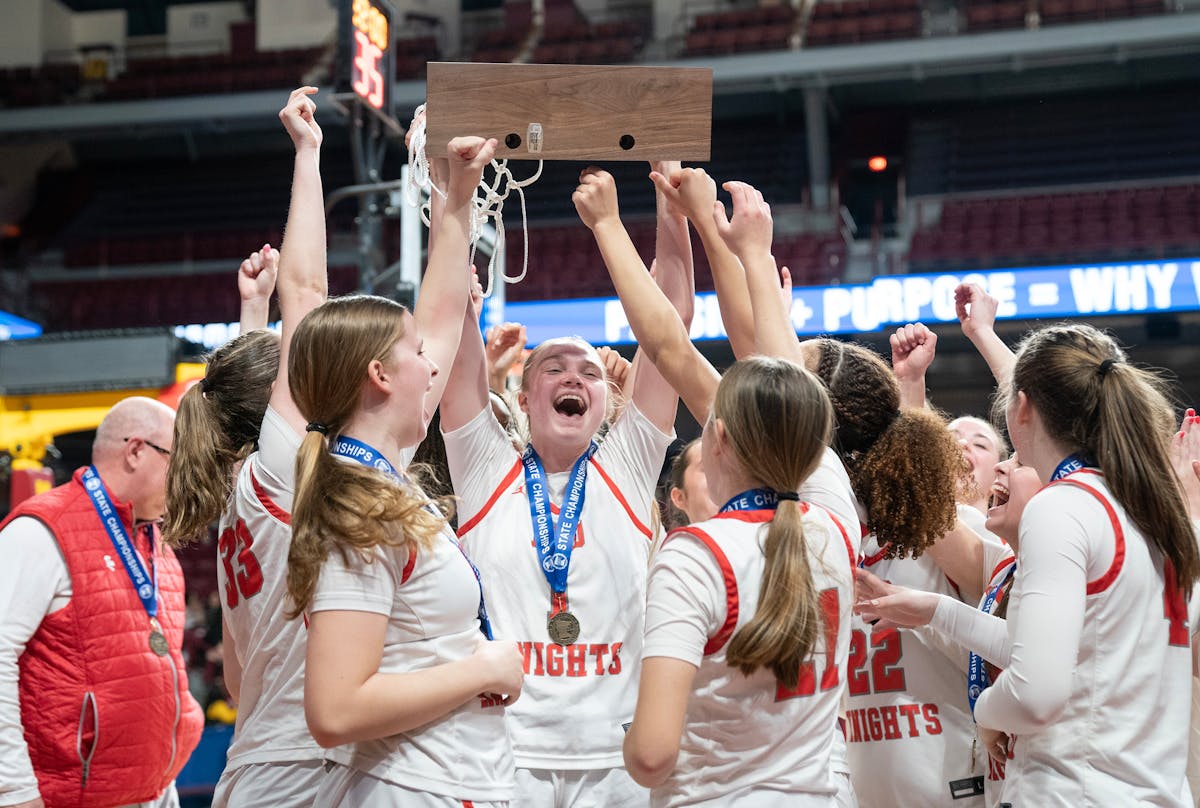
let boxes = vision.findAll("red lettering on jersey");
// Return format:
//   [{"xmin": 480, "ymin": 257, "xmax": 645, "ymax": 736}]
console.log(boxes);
[
  {"xmin": 987, "ymin": 755, "xmax": 1006, "ymax": 781},
  {"xmin": 566, "ymin": 643, "xmax": 587, "ymax": 677},
  {"xmin": 880, "ymin": 705, "xmax": 901, "ymax": 740},
  {"xmin": 518, "ymin": 641, "xmax": 534, "ymax": 674},
  {"xmin": 776, "ymin": 588, "xmax": 841, "ymax": 701},
  {"xmin": 897, "ymin": 703, "xmax": 922, "ymax": 737},
  {"xmin": 847, "ymin": 630, "xmax": 870, "ymax": 696},
  {"xmin": 479, "ymin": 694, "xmax": 503, "ymax": 709},
  {"xmin": 590, "ymin": 643, "xmax": 610, "ymax": 675},
  {"xmin": 608, "ymin": 642, "xmax": 623, "ymax": 675},
  {"xmin": 866, "ymin": 707, "xmax": 883, "ymax": 741},
  {"xmin": 546, "ymin": 643, "xmax": 564, "ymax": 676},
  {"xmin": 1163, "ymin": 558, "xmax": 1190, "ymax": 647},
  {"xmin": 922, "ymin": 703, "xmax": 942, "ymax": 735},
  {"xmin": 870, "ymin": 628, "xmax": 906, "ymax": 693},
  {"xmin": 532, "ymin": 642, "xmax": 546, "ymax": 676},
  {"xmin": 218, "ymin": 518, "xmax": 264, "ymax": 609}
]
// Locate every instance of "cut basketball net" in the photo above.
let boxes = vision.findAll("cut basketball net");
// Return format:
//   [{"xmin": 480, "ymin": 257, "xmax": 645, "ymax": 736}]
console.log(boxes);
[{"xmin": 406, "ymin": 103, "xmax": 541, "ymax": 298}]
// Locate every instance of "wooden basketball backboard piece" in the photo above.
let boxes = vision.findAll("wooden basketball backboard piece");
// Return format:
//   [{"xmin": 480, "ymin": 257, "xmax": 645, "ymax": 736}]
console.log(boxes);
[{"xmin": 425, "ymin": 62, "xmax": 713, "ymax": 162}]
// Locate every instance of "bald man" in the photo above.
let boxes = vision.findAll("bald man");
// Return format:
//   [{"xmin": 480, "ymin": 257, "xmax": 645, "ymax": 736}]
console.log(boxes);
[{"xmin": 0, "ymin": 397, "xmax": 203, "ymax": 808}]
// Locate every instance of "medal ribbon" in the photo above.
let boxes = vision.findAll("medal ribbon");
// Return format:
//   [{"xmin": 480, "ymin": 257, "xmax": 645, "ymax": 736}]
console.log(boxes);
[
  {"xmin": 331, "ymin": 436, "xmax": 494, "ymax": 640},
  {"xmin": 967, "ymin": 561, "xmax": 1016, "ymax": 716},
  {"xmin": 81, "ymin": 466, "xmax": 157, "ymax": 620},
  {"xmin": 1050, "ymin": 453, "xmax": 1092, "ymax": 482},
  {"xmin": 719, "ymin": 487, "xmax": 782, "ymax": 513},
  {"xmin": 522, "ymin": 442, "xmax": 596, "ymax": 601}
]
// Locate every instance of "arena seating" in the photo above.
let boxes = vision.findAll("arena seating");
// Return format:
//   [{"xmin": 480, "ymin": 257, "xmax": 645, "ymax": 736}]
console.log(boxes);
[
  {"xmin": 908, "ymin": 183, "xmax": 1200, "ymax": 269},
  {"xmin": 803, "ymin": 0, "xmax": 923, "ymax": 47},
  {"xmin": 26, "ymin": 265, "xmax": 360, "ymax": 331},
  {"xmin": 683, "ymin": 5, "xmax": 797, "ymax": 56}
]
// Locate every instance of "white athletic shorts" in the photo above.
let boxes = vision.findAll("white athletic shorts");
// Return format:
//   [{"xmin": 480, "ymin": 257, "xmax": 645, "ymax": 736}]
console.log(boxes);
[
  {"xmin": 316, "ymin": 761, "xmax": 507, "ymax": 807},
  {"xmin": 515, "ymin": 766, "xmax": 648, "ymax": 808},
  {"xmin": 210, "ymin": 759, "xmax": 324, "ymax": 808}
]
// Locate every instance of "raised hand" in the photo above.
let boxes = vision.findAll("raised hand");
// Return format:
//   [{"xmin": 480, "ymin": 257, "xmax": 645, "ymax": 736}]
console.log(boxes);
[
  {"xmin": 890, "ymin": 322, "xmax": 937, "ymax": 381},
  {"xmin": 485, "ymin": 322, "xmax": 527, "ymax": 392},
  {"xmin": 597, "ymin": 346, "xmax": 633, "ymax": 396},
  {"xmin": 238, "ymin": 244, "xmax": 278, "ymax": 304},
  {"xmin": 955, "ymin": 282, "xmax": 999, "ymax": 341},
  {"xmin": 572, "ymin": 167, "xmax": 621, "ymax": 231},
  {"xmin": 1170, "ymin": 407, "xmax": 1200, "ymax": 520},
  {"xmin": 650, "ymin": 166, "xmax": 719, "ymax": 229},
  {"xmin": 474, "ymin": 639, "xmax": 525, "ymax": 706},
  {"xmin": 444, "ymin": 136, "xmax": 497, "ymax": 212},
  {"xmin": 712, "ymin": 181, "xmax": 773, "ymax": 260},
  {"xmin": 279, "ymin": 86, "xmax": 322, "ymax": 152},
  {"xmin": 778, "ymin": 265, "xmax": 793, "ymax": 320}
]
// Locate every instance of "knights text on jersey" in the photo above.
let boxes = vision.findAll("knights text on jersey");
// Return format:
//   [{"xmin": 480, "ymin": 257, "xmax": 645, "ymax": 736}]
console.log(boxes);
[
  {"xmin": 444, "ymin": 402, "xmax": 673, "ymax": 770},
  {"xmin": 848, "ymin": 540, "xmax": 986, "ymax": 808}
]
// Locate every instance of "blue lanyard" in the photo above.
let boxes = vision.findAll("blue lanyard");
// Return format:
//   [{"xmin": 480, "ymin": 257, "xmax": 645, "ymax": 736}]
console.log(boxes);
[
  {"xmin": 1050, "ymin": 453, "xmax": 1091, "ymax": 482},
  {"xmin": 719, "ymin": 488, "xmax": 781, "ymax": 513},
  {"xmin": 967, "ymin": 562, "xmax": 1016, "ymax": 716},
  {"xmin": 331, "ymin": 436, "xmax": 493, "ymax": 640},
  {"xmin": 522, "ymin": 442, "xmax": 596, "ymax": 595},
  {"xmin": 81, "ymin": 466, "xmax": 157, "ymax": 619}
]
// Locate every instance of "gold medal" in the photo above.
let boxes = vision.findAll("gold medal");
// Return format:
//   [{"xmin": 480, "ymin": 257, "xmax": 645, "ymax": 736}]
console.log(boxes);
[
  {"xmin": 547, "ymin": 611, "xmax": 580, "ymax": 646},
  {"xmin": 148, "ymin": 618, "xmax": 169, "ymax": 657}
]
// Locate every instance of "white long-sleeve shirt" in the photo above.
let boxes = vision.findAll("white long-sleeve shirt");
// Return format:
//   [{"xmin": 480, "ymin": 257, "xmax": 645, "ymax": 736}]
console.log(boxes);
[
  {"xmin": 0, "ymin": 516, "xmax": 72, "ymax": 807},
  {"xmin": 973, "ymin": 473, "xmax": 1193, "ymax": 806}
]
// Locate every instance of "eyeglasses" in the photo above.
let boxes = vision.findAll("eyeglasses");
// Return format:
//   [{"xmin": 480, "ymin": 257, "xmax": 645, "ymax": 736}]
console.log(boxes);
[{"xmin": 124, "ymin": 437, "xmax": 172, "ymax": 457}]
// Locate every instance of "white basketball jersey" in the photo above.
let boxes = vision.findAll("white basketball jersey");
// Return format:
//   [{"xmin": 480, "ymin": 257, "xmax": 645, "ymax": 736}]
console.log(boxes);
[
  {"xmin": 645, "ymin": 504, "xmax": 855, "ymax": 807},
  {"xmin": 444, "ymin": 402, "xmax": 673, "ymax": 770},
  {"xmin": 219, "ymin": 406, "xmax": 322, "ymax": 772},
  {"xmin": 311, "ymin": 509, "xmax": 514, "ymax": 802},
  {"xmin": 983, "ymin": 472, "xmax": 1193, "ymax": 807},
  {"xmin": 847, "ymin": 534, "xmax": 986, "ymax": 808}
]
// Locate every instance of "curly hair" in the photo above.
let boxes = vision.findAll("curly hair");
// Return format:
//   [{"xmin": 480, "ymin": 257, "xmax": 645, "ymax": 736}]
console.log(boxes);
[{"xmin": 809, "ymin": 338, "xmax": 968, "ymax": 557}]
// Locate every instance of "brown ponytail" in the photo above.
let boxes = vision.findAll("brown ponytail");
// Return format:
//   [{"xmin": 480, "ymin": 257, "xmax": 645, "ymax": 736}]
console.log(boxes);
[
  {"xmin": 716, "ymin": 358, "xmax": 834, "ymax": 687},
  {"xmin": 286, "ymin": 296, "xmax": 452, "ymax": 618},
  {"xmin": 163, "ymin": 329, "xmax": 280, "ymax": 546},
  {"xmin": 1010, "ymin": 324, "xmax": 1199, "ymax": 593}
]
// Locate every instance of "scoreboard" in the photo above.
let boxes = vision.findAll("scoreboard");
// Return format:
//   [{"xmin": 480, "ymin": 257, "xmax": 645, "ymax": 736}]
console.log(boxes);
[{"xmin": 338, "ymin": 0, "xmax": 396, "ymax": 123}]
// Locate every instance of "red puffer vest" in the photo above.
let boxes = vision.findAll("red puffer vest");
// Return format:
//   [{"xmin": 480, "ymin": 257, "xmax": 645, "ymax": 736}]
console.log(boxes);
[{"xmin": 0, "ymin": 468, "xmax": 204, "ymax": 808}]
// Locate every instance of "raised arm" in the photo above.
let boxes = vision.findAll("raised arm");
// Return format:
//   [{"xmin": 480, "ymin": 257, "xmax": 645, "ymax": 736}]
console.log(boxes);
[
  {"xmin": 651, "ymin": 167, "xmax": 756, "ymax": 358},
  {"xmin": 237, "ymin": 244, "xmax": 278, "ymax": 334},
  {"xmin": 416, "ymin": 136, "xmax": 497, "ymax": 415},
  {"xmin": 711, "ymin": 181, "xmax": 804, "ymax": 366},
  {"xmin": 890, "ymin": 322, "xmax": 937, "ymax": 410},
  {"xmin": 270, "ymin": 86, "xmax": 328, "ymax": 434},
  {"xmin": 955, "ymin": 283, "xmax": 1015, "ymax": 386},
  {"xmin": 573, "ymin": 168, "xmax": 719, "ymax": 425},
  {"xmin": 625, "ymin": 162, "xmax": 692, "ymax": 434}
]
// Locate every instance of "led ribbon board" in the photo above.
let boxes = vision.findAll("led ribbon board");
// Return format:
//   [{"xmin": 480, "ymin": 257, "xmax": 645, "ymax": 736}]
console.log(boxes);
[{"xmin": 482, "ymin": 257, "xmax": 1200, "ymax": 346}]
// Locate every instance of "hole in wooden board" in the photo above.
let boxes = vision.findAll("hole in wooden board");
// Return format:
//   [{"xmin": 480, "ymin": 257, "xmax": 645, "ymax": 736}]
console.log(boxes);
[
  {"xmin": 619, "ymin": 134, "xmax": 636, "ymax": 150},
  {"xmin": 505, "ymin": 133, "xmax": 522, "ymax": 149}
]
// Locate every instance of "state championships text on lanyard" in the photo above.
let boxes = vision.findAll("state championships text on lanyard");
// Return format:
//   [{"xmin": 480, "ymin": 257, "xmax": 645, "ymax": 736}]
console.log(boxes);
[
  {"xmin": 522, "ymin": 441, "xmax": 597, "ymax": 647},
  {"xmin": 81, "ymin": 466, "xmax": 169, "ymax": 656},
  {"xmin": 331, "ymin": 436, "xmax": 494, "ymax": 640}
]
